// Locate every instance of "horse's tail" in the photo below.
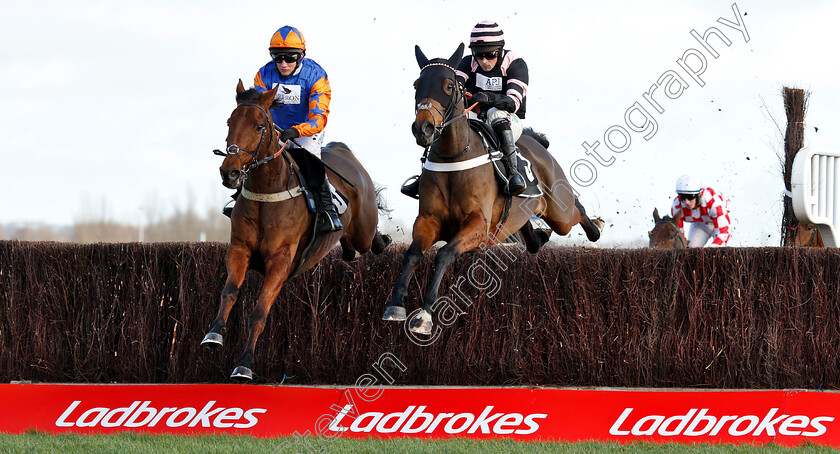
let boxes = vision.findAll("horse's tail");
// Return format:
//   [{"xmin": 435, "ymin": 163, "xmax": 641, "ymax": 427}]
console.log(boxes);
[
  {"xmin": 374, "ymin": 184, "xmax": 392, "ymax": 216},
  {"xmin": 523, "ymin": 127, "xmax": 550, "ymax": 149},
  {"xmin": 370, "ymin": 183, "xmax": 393, "ymax": 254}
]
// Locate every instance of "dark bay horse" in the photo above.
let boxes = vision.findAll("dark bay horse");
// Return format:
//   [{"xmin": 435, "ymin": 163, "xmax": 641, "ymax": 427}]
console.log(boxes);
[
  {"xmin": 202, "ymin": 80, "xmax": 391, "ymax": 381},
  {"xmin": 649, "ymin": 208, "xmax": 687, "ymax": 249},
  {"xmin": 383, "ymin": 44, "xmax": 602, "ymax": 334}
]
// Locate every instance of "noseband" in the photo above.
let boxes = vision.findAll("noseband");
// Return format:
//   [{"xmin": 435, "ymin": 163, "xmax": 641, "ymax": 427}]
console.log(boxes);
[{"xmin": 213, "ymin": 102, "xmax": 279, "ymax": 176}]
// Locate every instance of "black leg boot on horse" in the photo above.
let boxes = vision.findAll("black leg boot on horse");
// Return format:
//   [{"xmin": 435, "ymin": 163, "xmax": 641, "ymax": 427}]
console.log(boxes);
[{"xmin": 493, "ymin": 118, "xmax": 526, "ymax": 196}]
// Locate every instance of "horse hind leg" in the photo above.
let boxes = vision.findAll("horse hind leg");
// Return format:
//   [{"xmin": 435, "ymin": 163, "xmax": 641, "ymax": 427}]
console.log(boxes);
[
  {"xmin": 516, "ymin": 221, "xmax": 550, "ymax": 254},
  {"xmin": 575, "ymin": 198, "xmax": 602, "ymax": 242},
  {"xmin": 348, "ymin": 228, "xmax": 391, "ymax": 256},
  {"xmin": 541, "ymin": 198, "xmax": 601, "ymax": 243},
  {"xmin": 371, "ymin": 231, "xmax": 392, "ymax": 255}
]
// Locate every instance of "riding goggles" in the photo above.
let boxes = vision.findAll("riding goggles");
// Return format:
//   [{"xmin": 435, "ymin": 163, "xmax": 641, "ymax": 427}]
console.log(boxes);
[
  {"xmin": 271, "ymin": 52, "xmax": 302, "ymax": 64},
  {"xmin": 472, "ymin": 49, "xmax": 500, "ymax": 60},
  {"xmin": 678, "ymin": 193, "xmax": 698, "ymax": 201}
]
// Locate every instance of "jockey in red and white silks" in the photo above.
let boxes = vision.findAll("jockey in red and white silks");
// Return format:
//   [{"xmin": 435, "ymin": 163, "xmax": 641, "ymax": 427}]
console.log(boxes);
[{"xmin": 671, "ymin": 175, "xmax": 732, "ymax": 247}]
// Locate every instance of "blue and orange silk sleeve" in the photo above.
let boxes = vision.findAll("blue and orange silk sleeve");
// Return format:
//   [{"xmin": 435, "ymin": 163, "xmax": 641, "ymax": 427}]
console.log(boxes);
[{"xmin": 293, "ymin": 76, "xmax": 331, "ymax": 137}]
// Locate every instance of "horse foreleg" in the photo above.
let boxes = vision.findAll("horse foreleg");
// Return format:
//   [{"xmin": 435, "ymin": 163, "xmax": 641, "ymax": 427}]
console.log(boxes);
[
  {"xmin": 231, "ymin": 253, "xmax": 292, "ymax": 382},
  {"xmin": 408, "ymin": 212, "xmax": 487, "ymax": 335},
  {"xmin": 575, "ymin": 198, "xmax": 602, "ymax": 242},
  {"xmin": 383, "ymin": 216, "xmax": 439, "ymax": 322},
  {"xmin": 202, "ymin": 243, "xmax": 251, "ymax": 350}
]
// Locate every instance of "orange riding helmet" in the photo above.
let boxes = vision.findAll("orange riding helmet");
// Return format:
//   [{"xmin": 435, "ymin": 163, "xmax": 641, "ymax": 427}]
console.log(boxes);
[{"xmin": 269, "ymin": 25, "xmax": 306, "ymax": 53}]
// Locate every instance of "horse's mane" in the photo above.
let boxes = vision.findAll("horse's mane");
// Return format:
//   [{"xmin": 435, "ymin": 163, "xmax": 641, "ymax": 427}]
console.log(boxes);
[{"xmin": 236, "ymin": 87, "xmax": 264, "ymax": 103}]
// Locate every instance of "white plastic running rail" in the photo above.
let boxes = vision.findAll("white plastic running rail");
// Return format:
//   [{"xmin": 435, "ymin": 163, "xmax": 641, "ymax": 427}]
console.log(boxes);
[{"xmin": 791, "ymin": 146, "xmax": 840, "ymax": 247}]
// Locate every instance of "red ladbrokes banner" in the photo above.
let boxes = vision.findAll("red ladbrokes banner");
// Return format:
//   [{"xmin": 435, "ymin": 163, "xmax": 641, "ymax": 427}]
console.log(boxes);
[{"xmin": 1, "ymin": 384, "xmax": 837, "ymax": 447}]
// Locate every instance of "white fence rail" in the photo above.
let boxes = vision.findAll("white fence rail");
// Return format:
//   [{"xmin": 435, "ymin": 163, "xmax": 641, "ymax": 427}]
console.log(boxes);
[{"xmin": 791, "ymin": 146, "xmax": 840, "ymax": 247}]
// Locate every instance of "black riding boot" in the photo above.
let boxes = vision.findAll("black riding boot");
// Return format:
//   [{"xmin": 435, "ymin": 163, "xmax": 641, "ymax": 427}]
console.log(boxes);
[
  {"xmin": 493, "ymin": 119, "xmax": 526, "ymax": 196},
  {"xmin": 222, "ymin": 187, "xmax": 242, "ymax": 218},
  {"xmin": 315, "ymin": 177, "xmax": 343, "ymax": 233}
]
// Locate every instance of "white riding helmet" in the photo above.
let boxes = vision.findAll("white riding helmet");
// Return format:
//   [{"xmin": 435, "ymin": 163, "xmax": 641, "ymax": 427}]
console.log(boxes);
[{"xmin": 675, "ymin": 174, "xmax": 702, "ymax": 194}]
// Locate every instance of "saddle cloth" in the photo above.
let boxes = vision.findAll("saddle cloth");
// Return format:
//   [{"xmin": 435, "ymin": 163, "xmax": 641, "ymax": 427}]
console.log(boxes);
[{"xmin": 329, "ymin": 183, "xmax": 348, "ymax": 216}]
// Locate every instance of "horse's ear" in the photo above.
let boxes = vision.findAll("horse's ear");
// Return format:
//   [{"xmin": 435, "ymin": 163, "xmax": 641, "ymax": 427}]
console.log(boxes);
[
  {"xmin": 448, "ymin": 43, "xmax": 465, "ymax": 67},
  {"xmin": 236, "ymin": 79, "xmax": 246, "ymax": 95},
  {"xmin": 653, "ymin": 208, "xmax": 660, "ymax": 222},
  {"xmin": 415, "ymin": 45, "xmax": 429, "ymax": 68},
  {"xmin": 263, "ymin": 85, "xmax": 278, "ymax": 107}
]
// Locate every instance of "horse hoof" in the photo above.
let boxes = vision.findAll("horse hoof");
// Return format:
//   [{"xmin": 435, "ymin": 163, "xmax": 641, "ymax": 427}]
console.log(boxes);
[
  {"xmin": 382, "ymin": 306, "xmax": 407, "ymax": 321},
  {"xmin": 409, "ymin": 310, "xmax": 433, "ymax": 335},
  {"xmin": 230, "ymin": 366, "xmax": 253, "ymax": 382},
  {"xmin": 201, "ymin": 332, "xmax": 224, "ymax": 350}
]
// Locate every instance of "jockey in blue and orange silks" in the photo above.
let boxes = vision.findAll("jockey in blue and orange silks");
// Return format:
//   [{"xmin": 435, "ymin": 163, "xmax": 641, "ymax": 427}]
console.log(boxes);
[{"xmin": 224, "ymin": 25, "xmax": 341, "ymax": 233}]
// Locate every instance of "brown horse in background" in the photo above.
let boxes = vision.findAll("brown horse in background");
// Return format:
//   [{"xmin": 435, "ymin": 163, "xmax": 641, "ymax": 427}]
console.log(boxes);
[
  {"xmin": 649, "ymin": 208, "xmax": 687, "ymax": 249},
  {"xmin": 382, "ymin": 44, "xmax": 602, "ymax": 334},
  {"xmin": 202, "ymin": 80, "xmax": 391, "ymax": 381},
  {"xmin": 791, "ymin": 223, "xmax": 825, "ymax": 247}
]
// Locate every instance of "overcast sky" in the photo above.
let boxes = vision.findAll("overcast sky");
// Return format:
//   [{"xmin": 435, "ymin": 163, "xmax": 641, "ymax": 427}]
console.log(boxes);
[{"xmin": 2, "ymin": 0, "xmax": 839, "ymax": 246}]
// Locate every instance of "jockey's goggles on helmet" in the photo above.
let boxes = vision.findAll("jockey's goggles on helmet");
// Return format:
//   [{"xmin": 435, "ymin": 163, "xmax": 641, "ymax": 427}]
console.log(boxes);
[
  {"xmin": 472, "ymin": 49, "xmax": 500, "ymax": 60},
  {"xmin": 270, "ymin": 51, "xmax": 302, "ymax": 64},
  {"xmin": 678, "ymin": 193, "xmax": 698, "ymax": 201}
]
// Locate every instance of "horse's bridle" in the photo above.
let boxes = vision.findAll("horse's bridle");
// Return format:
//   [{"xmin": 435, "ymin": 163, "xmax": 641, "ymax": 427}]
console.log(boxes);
[
  {"xmin": 790, "ymin": 222, "xmax": 821, "ymax": 247},
  {"xmin": 213, "ymin": 102, "xmax": 280, "ymax": 176},
  {"xmin": 415, "ymin": 62, "xmax": 472, "ymax": 160}
]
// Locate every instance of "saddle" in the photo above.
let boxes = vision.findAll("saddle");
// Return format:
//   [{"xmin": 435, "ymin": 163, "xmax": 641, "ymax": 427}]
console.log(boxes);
[
  {"xmin": 468, "ymin": 119, "xmax": 542, "ymax": 199},
  {"xmin": 287, "ymin": 152, "xmax": 348, "ymax": 216}
]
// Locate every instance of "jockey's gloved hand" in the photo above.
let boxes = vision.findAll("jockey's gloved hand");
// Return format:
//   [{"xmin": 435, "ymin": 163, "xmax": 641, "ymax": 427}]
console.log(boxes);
[
  {"xmin": 472, "ymin": 92, "xmax": 497, "ymax": 106},
  {"xmin": 280, "ymin": 128, "xmax": 300, "ymax": 141}
]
